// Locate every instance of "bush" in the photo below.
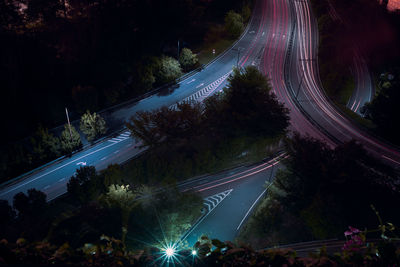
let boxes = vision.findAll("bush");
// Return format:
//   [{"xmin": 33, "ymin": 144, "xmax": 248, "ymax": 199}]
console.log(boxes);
[
  {"xmin": 80, "ymin": 110, "xmax": 107, "ymax": 142},
  {"xmin": 154, "ymin": 56, "xmax": 183, "ymax": 85},
  {"xmin": 224, "ymin": 10, "xmax": 244, "ymax": 39},
  {"xmin": 179, "ymin": 48, "xmax": 199, "ymax": 72}
]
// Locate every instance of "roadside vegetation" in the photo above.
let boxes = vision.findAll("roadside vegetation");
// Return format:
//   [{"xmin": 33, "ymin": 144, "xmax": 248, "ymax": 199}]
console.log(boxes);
[
  {"xmin": 238, "ymin": 134, "xmax": 400, "ymax": 248},
  {"xmin": 1, "ymin": 214, "xmax": 399, "ymax": 265},
  {"xmin": 0, "ymin": 165, "xmax": 203, "ymax": 252},
  {"xmin": 364, "ymin": 70, "xmax": 400, "ymax": 144},
  {"xmin": 124, "ymin": 66, "xmax": 289, "ymax": 183},
  {"xmin": 310, "ymin": 0, "xmax": 400, "ymax": 144},
  {"xmin": 0, "ymin": 0, "xmax": 253, "ymax": 184},
  {"xmin": 0, "ymin": 65, "xmax": 289, "ymax": 256},
  {"xmin": 310, "ymin": 0, "xmax": 356, "ymax": 106}
]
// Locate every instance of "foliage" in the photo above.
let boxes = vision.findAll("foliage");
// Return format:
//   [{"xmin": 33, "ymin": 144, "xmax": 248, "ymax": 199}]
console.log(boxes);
[
  {"xmin": 127, "ymin": 66, "xmax": 288, "ymax": 146},
  {"xmin": 365, "ymin": 73, "xmax": 400, "ymax": 143},
  {"xmin": 126, "ymin": 187, "xmax": 203, "ymax": 250},
  {"xmin": 67, "ymin": 166, "xmax": 103, "ymax": 204},
  {"xmin": 239, "ymin": 134, "xmax": 400, "ymax": 248},
  {"xmin": 1, "ymin": 233, "xmax": 399, "ymax": 266},
  {"xmin": 154, "ymin": 56, "xmax": 183, "ymax": 85},
  {"xmin": 71, "ymin": 85, "xmax": 100, "ymax": 115},
  {"xmin": 79, "ymin": 110, "xmax": 107, "ymax": 142},
  {"xmin": 129, "ymin": 61, "xmax": 156, "ymax": 94},
  {"xmin": 11, "ymin": 189, "xmax": 50, "ymax": 241},
  {"xmin": 223, "ymin": 66, "xmax": 289, "ymax": 137},
  {"xmin": 125, "ymin": 66, "xmax": 288, "ymax": 183},
  {"xmin": 241, "ymin": 4, "xmax": 252, "ymax": 22},
  {"xmin": 60, "ymin": 124, "xmax": 82, "ymax": 154},
  {"xmin": 104, "ymin": 184, "xmax": 139, "ymax": 245},
  {"xmin": 102, "ymin": 164, "xmax": 124, "ymax": 188},
  {"xmin": 224, "ymin": 10, "xmax": 244, "ymax": 39},
  {"xmin": 30, "ymin": 126, "xmax": 61, "ymax": 162},
  {"xmin": 179, "ymin": 48, "xmax": 199, "ymax": 72}
]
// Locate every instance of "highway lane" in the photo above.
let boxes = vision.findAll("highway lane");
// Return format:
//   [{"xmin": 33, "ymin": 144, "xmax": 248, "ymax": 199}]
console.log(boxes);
[
  {"xmin": 326, "ymin": 0, "xmax": 374, "ymax": 115},
  {"xmin": 347, "ymin": 49, "xmax": 374, "ymax": 115},
  {"xmin": 288, "ymin": 0, "xmax": 400, "ymax": 166},
  {"xmin": 0, "ymin": 0, "xmax": 278, "ymax": 203},
  {"xmin": 259, "ymin": 0, "xmax": 334, "ymax": 146},
  {"xmin": 179, "ymin": 154, "xmax": 285, "ymax": 247}
]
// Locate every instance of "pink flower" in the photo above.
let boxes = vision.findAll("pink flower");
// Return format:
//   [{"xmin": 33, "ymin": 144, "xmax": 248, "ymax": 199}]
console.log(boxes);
[
  {"xmin": 349, "ymin": 226, "xmax": 360, "ymax": 234},
  {"xmin": 344, "ymin": 230, "xmax": 352, "ymax": 236}
]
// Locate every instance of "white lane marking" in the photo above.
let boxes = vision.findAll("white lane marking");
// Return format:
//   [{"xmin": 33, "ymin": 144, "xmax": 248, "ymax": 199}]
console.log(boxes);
[
  {"xmin": 120, "ymin": 134, "xmax": 130, "ymax": 137},
  {"xmin": 382, "ymin": 155, "xmax": 400, "ymax": 165},
  {"xmin": 187, "ymin": 78, "xmax": 196, "ymax": 84},
  {"xmin": 126, "ymin": 144, "xmax": 133, "ymax": 147},
  {"xmin": 101, "ymin": 157, "xmax": 107, "ymax": 161},
  {"xmin": 354, "ymin": 100, "xmax": 361, "ymax": 113},
  {"xmin": 43, "ymin": 185, "xmax": 50, "ymax": 190},
  {"xmin": 76, "ymin": 162, "xmax": 87, "ymax": 166},
  {"xmin": 236, "ymin": 188, "xmax": 268, "ymax": 230},
  {"xmin": 262, "ymin": 31, "xmax": 265, "ymax": 36},
  {"xmin": 350, "ymin": 99, "xmax": 357, "ymax": 111},
  {"xmin": 59, "ymin": 178, "xmax": 65, "ymax": 182},
  {"xmin": 114, "ymin": 150, "xmax": 119, "ymax": 154},
  {"xmin": 0, "ymin": 141, "xmax": 121, "ymax": 196},
  {"xmin": 109, "ymin": 140, "xmax": 118, "ymax": 143},
  {"xmin": 124, "ymin": 131, "xmax": 130, "ymax": 135},
  {"xmin": 181, "ymin": 189, "xmax": 233, "ymax": 241},
  {"xmin": 196, "ymin": 83, "xmax": 204, "ymax": 89}
]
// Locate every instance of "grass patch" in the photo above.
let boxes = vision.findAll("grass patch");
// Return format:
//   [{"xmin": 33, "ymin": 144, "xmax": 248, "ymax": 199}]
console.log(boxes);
[
  {"xmin": 196, "ymin": 38, "xmax": 235, "ymax": 66},
  {"xmin": 339, "ymin": 104, "xmax": 376, "ymax": 130},
  {"xmin": 339, "ymin": 75, "xmax": 355, "ymax": 105}
]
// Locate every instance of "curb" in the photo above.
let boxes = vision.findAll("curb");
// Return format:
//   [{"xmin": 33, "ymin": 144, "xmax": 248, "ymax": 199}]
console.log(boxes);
[{"xmin": 1, "ymin": 11, "xmax": 255, "ymax": 189}]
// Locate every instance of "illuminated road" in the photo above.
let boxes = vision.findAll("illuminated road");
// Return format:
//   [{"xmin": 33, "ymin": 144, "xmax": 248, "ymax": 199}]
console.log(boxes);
[
  {"xmin": 1, "ymin": 0, "xmax": 400, "ymax": 249},
  {"xmin": 326, "ymin": 0, "xmax": 374, "ymax": 115},
  {"xmin": 347, "ymin": 48, "xmax": 374, "ymax": 115},
  {"xmin": 287, "ymin": 0, "xmax": 400, "ymax": 166},
  {"xmin": 0, "ymin": 0, "xmax": 283, "ymax": 203},
  {"xmin": 179, "ymin": 154, "xmax": 285, "ymax": 246}
]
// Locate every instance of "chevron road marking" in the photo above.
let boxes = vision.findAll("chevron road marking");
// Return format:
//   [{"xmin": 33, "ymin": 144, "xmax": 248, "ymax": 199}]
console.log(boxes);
[{"xmin": 180, "ymin": 189, "xmax": 233, "ymax": 242}]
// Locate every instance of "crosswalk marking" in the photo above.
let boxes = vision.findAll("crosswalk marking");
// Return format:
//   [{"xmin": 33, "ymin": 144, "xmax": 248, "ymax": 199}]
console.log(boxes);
[
  {"xmin": 109, "ymin": 73, "xmax": 231, "ymax": 144},
  {"xmin": 108, "ymin": 133, "xmax": 131, "ymax": 143}
]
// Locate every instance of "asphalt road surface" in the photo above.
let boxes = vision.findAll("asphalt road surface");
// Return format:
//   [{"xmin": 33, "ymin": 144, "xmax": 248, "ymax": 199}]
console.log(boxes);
[
  {"xmin": 1, "ymin": 0, "xmax": 400, "ymax": 250},
  {"xmin": 0, "ymin": 0, "xmax": 282, "ymax": 203},
  {"xmin": 287, "ymin": 0, "xmax": 400, "ymax": 166}
]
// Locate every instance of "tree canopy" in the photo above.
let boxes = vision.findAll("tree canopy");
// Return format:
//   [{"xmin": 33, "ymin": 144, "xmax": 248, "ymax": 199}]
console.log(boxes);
[
  {"xmin": 244, "ymin": 134, "xmax": 400, "ymax": 246},
  {"xmin": 60, "ymin": 124, "xmax": 82, "ymax": 154},
  {"xmin": 80, "ymin": 110, "xmax": 107, "ymax": 142}
]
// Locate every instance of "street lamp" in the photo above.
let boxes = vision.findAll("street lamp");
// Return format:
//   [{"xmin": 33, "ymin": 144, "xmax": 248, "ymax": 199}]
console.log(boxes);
[{"xmin": 65, "ymin": 107, "xmax": 73, "ymax": 142}]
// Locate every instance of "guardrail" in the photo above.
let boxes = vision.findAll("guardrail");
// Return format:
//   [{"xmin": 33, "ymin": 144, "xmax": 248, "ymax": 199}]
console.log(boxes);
[{"xmin": 1, "ymin": 7, "xmax": 256, "ymax": 190}]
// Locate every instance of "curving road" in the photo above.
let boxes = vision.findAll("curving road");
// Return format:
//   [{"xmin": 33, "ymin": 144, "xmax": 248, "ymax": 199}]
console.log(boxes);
[
  {"xmin": 0, "ymin": 0, "xmax": 282, "ymax": 203},
  {"xmin": 326, "ymin": 0, "xmax": 374, "ymax": 115},
  {"xmin": 1, "ymin": 0, "xmax": 399, "ymax": 250},
  {"xmin": 286, "ymin": 0, "xmax": 400, "ymax": 166}
]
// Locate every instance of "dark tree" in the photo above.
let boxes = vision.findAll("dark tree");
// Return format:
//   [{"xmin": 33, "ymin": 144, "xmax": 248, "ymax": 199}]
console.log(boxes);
[
  {"xmin": 67, "ymin": 166, "xmax": 103, "ymax": 204},
  {"xmin": 223, "ymin": 66, "xmax": 290, "ymax": 136},
  {"xmin": 12, "ymin": 189, "xmax": 49, "ymax": 240}
]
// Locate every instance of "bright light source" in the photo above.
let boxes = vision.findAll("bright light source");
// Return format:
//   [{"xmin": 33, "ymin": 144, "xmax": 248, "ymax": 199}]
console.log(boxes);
[
  {"xmin": 192, "ymin": 250, "xmax": 197, "ymax": 256},
  {"xmin": 165, "ymin": 247, "xmax": 175, "ymax": 257}
]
